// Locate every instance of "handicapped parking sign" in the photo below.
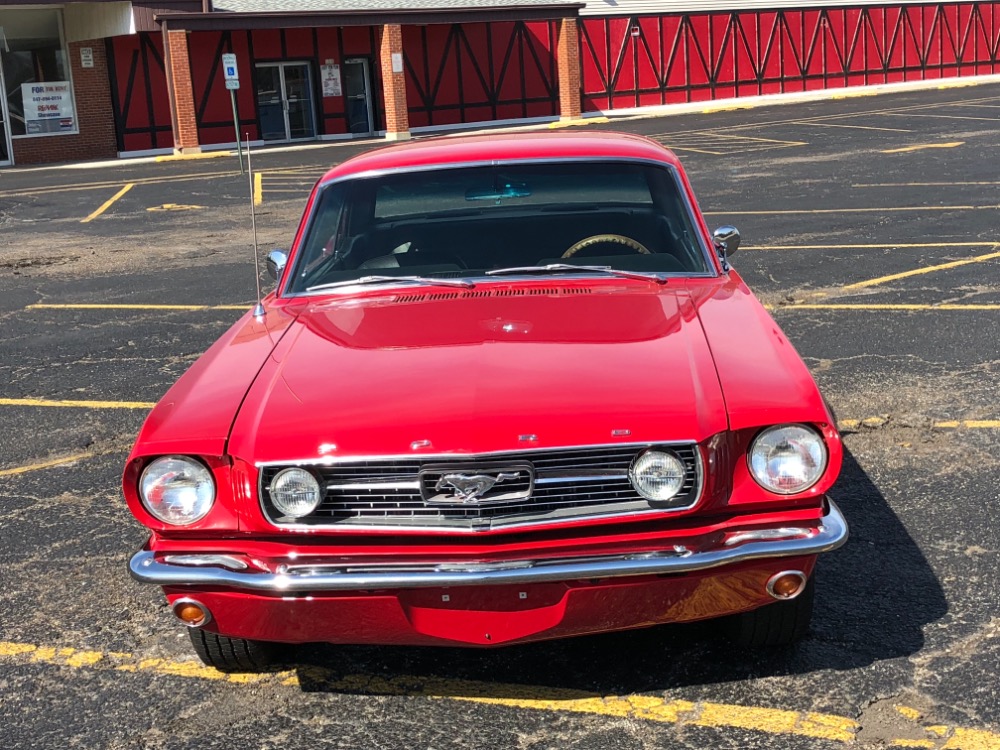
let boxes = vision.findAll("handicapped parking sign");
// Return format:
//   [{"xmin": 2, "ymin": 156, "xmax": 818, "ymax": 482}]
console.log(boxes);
[{"xmin": 222, "ymin": 53, "xmax": 239, "ymax": 90}]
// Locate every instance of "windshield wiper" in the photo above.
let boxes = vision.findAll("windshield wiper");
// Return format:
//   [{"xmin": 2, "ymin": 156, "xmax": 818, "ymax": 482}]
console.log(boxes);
[
  {"xmin": 485, "ymin": 264, "xmax": 668, "ymax": 284},
  {"xmin": 306, "ymin": 275, "xmax": 475, "ymax": 293}
]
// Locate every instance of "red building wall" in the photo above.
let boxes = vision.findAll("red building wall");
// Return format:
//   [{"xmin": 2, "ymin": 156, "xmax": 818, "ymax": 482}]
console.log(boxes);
[
  {"xmin": 106, "ymin": 22, "xmax": 559, "ymax": 151},
  {"xmin": 104, "ymin": 3, "xmax": 1000, "ymax": 154},
  {"xmin": 402, "ymin": 21, "xmax": 559, "ymax": 127},
  {"xmin": 579, "ymin": 2, "xmax": 1000, "ymax": 111}
]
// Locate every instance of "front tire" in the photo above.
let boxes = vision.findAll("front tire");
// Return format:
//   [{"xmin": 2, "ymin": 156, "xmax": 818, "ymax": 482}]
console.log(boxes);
[
  {"xmin": 728, "ymin": 575, "xmax": 815, "ymax": 648},
  {"xmin": 189, "ymin": 629, "xmax": 281, "ymax": 672}
]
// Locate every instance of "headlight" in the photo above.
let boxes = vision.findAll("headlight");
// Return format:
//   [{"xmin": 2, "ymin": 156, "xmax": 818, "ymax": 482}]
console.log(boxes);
[
  {"xmin": 749, "ymin": 425, "xmax": 827, "ymax": 494},
  {"xmin": 629, "ymin": 449, "xmax": 687, "ymax": 502},
  {"xmin": 139, "ymin": 456, "xmax": 216, "ymax": 525},
  {"xmin": 269, "ymin": 468, "xmax": 322, "ymax": 518}
]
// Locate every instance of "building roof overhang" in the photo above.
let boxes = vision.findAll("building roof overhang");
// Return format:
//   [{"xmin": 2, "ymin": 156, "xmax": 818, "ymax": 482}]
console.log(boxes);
[{"xmin": 158, "ymin": 3, "xmax": 582, "ymax": 29}]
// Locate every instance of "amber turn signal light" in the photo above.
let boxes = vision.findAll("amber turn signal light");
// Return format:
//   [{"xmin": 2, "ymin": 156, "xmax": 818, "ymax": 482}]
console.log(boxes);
[
  {"xmin": 766, "ymin": 571, "xmax": 807, "ymax": 600},
  {"xmin": 172, "ymin": 599, "xmax": 212, "ymax": 627}
]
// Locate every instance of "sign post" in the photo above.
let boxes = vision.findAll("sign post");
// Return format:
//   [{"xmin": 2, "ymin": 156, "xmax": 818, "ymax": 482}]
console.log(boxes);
[{"xmin": 222, "ymin": 53, "xmax": 244, "ymax": 174}]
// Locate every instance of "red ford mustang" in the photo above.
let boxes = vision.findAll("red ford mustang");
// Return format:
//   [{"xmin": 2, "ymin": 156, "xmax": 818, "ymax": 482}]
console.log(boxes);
[{"xmin": 125, "ymin": 131, "xmax": 847, "ymax": 671}]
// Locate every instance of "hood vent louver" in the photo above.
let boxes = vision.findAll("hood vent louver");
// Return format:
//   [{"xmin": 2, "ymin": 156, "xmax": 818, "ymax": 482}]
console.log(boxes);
[{"xmin": 392, "ymin": 287, "xmax": 591, "ymax": 304}]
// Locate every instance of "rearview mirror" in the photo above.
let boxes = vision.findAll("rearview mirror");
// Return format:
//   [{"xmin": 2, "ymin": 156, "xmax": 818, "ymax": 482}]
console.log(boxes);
[
  {"xmin": 712, "ymin": 226, "xmax": 741, "ymax": 255},
  {"xmin": 266, "ymin": 249, "xmax": 288, "ymax": 281}
]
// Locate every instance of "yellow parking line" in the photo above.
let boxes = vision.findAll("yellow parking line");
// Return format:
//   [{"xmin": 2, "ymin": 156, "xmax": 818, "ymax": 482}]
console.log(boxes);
[
  {"xmin": 933, "ymin": 420, "xmax": 1000, "ymax": 429},
  {"xmin": 840, "ymin": 418, "xmax": 1000, "ymax": 430},
  {"xmin": 853, "ymin": 182, "xmax": 1000, "ymax": 188},
  {"xmin": 845, "ymin": 250, "xmax": 1000, "ymax": 288},
  {"xmin": 773, "ymin": 303, "xmax": 1000, "ymax": 311},
  {"xmin": 705, "ymin": 205, "xmax": 990, "ymax": 216},
  {"xmin": 790, "ymin": 121, "xmax": 911, "ymax": 132},
  {"xmin": 80, "ymin": 184, "xmax": 134, "ymax": 223},
  {"xmin": 744, "ymin": 242, "xmax": 991, "ymax": 250},
  {"xmin": 26, "ymin": 303, "xmax": 247, "ymax": 311},
  {"xmin": 0, "ymin": 452, "xmax": 97, "ymax": 478},
  {"xmin": 253, "ymin": 171, "xmax": 263, "ymax": 206},
  {"xmin": 881, "ymin": 142, "xmax": 965, "ymax": 154},
  {"xmin": 881, "ymin": 113, "xmax": 998, "ymax": 122},
  {"xmin": 0, "ymin": 398, "xmax": 155, "ymax": 409},
  {"xmin": 3, "ymin": 639, "xmax": 1000, "ymax": 747}
]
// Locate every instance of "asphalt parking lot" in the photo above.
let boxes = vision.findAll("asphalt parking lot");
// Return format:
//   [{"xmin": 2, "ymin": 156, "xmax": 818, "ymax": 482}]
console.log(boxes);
[{"xmin": 1, "ymin": 81, "xmax": 998, "ymax": 749}]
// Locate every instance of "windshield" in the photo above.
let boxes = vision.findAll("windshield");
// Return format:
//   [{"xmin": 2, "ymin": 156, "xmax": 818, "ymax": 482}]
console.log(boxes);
[{"xmin": 285, "ymin": 161, "xmax": 713, "ymax": 294}]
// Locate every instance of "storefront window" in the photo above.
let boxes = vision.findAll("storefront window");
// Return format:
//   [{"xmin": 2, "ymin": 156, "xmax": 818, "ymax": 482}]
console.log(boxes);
[{"xmin": 0, "ymin": 9, "xmax": 76, "ymax": 137}]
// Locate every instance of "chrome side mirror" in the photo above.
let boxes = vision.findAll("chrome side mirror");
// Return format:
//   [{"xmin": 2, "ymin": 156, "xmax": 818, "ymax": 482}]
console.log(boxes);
[
  {"xmin": 266, "ymin": 249, "xmax": 288, "ymax": 281},
  {"xmin": 713, "ymin": 225, "xmax": 740, "ymax": 255}
]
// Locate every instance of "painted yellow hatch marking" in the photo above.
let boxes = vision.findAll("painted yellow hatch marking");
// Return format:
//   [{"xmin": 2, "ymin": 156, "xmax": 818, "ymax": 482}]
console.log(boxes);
[
  {"xmin": 0, "ymin": 452, "xmax": 97, "ymax": 477},
  {"xmin": 3, "ymin": 639, "xmax": 1000, "ymax": 747},
  {"xmin": 81, "ymin": 184, "xmax": 134, "ymax": 223},
  {"xmin": 0, "ymin": 398, "xmax": 156, "ymax": 409},
  {"xmin": 845, "ymin": 250, "xmax": 1000, "ymax": 289},
  {"xmin": 881, "ymin": 142, "xmax": 965, "ymax": 153},
  {"xmin": 26, "ymin": 303, "xmax": 247, "ymax": 311}
]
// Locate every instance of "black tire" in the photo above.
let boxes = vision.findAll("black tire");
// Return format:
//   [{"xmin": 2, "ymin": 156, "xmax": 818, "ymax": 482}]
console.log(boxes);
[
  {"xmin": 727, "ymin": 575, "xmax": 815, "ymax": 648},
  {"xmin": 188, "ymin": 629, "xmax": 280, "ymax": 673}
]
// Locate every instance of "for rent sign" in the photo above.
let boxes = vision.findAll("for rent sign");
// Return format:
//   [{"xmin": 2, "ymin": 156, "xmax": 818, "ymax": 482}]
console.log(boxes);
[{"xmin": 21, "ymin": 82, "xmax": 75, "ymax": 134}]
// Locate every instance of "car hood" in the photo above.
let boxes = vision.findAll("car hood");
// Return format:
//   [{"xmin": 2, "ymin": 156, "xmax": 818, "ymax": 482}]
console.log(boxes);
[{"xmin": 227, "ymin": 284, "xmax": 729, "ymax": 463}]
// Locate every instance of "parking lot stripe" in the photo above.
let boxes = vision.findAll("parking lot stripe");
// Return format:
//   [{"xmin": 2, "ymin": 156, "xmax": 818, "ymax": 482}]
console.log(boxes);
[
  {"xmin": 0, "ymin": 398, "xmax": 155, "ymax": 409},
  {"xmin": 705, "ymin": 205, "xmax": 989, "ymax": 216},
  {"xmin": 932, "ymin": 420, "xmax": 1000, "ymax": 429},
  {"xmin": 881, "ymin": 142, "xmax": 965, "ymax": 153},
  {"xmin": 880, "ymin": 113, "xmax": 999, "ymax": 122},
  {"xmin": 744, "ymin": 242, "xmax": 991, "ymax": 250},
  {"xmin": 3, "ymin": 638, "xmax": 1000, "ymax": 748},
  {"xmin": 26, "ymin": 303, "xmax": 248, "ymax": 311},
  {"xmin": 844, "ymin": 250, "xmax": 1000, "ymax": 288},
  {"xmin": 80, "ymin": 184, "xmax": 134, "ymax": 223},
  {"xmin": 853, "ymin": 182, "xmax": 1000, "ymax": 188},
  {"xmin": 254, "ymin": 172, "xmax": 263, "ymax": 206},
  {"xmin": 773, "ymin": 303, "xmax": 1000, "ymax": 311},
  {"xmin": 840, "ymin": 418, "xmax": 1000, "ymax": 430},
  {"xmin": 0, "ymin": 453, "xmax": 96, "ymax": 478},
  {"xmin": 791, "ymin": 121, "xmax": 912, "ymax": 132}
]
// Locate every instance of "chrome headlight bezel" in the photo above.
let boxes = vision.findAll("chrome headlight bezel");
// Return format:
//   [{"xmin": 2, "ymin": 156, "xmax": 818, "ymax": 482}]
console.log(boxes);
[
  {"xmin": 748, "ymin": 424, "xmax": 828, "ymax": 495},
  {"xmin": 139, "ymin": 455, "xmax": 216, "ymax": 526}
]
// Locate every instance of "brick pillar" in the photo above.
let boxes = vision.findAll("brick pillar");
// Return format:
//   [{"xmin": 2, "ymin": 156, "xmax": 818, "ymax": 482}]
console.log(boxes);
[
  {"xmin": 557, "ymin": 17, "xmax": 582, "ymax": 121},
  {"xmin": 379, "ymin": 24, "xmax": 410, "ymax": 141},
  {"xmin": 164, "ymin": 29, "xmax": 201, "ymax": 153}
]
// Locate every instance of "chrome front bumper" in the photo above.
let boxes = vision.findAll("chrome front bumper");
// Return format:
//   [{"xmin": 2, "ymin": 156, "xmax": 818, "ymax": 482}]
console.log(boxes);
[{"xmin": 130, "ymin": 499, "xmax": 847, "ymax": 593}]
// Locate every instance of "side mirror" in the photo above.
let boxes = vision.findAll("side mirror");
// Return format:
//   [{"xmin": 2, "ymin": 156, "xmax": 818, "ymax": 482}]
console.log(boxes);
[
  {"xmin": 713, "ymin": 225, "xmax": 741, "ymax": 255},
  {"xmin": 266, "ymin": 249, "xmax": 288, "ymax": 281}
]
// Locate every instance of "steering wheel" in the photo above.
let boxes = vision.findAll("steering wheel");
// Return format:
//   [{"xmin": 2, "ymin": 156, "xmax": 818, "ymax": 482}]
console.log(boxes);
[{"xmin": 562, "ymin": 234, "xmax": 651, "ymax": 258}]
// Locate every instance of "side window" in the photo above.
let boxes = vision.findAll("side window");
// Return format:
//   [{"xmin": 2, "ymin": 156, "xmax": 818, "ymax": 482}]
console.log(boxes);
[{"xmin": 291, "ymin": 186, "xmax": 347, "ymax": 290}]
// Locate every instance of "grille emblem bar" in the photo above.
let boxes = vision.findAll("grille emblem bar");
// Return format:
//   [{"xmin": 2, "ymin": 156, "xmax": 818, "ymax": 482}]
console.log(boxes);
[{"xmin": 420, "ymin": 463, "xmax": 534, "ymax": 505}]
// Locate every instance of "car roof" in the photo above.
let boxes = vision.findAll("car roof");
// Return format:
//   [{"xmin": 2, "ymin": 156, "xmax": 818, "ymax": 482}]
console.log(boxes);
[{"xmin": 319, "ymin": 131, "xmax": 682, "ymax": 182}]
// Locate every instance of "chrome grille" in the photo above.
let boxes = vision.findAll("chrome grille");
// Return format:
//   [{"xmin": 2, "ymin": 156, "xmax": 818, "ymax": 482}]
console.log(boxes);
[{"xmin": 259, "ymin": 443, "xmax": 701, "ymax": 531}]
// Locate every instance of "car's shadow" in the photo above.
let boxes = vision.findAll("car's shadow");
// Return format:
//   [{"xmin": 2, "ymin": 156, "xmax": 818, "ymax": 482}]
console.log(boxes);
[{"xmin": 287, "ymin": 448, "xmax": 946, "ymax": 696}]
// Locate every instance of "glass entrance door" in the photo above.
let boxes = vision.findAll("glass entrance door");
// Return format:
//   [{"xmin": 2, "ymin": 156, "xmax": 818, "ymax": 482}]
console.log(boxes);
[
  {"xmin": 343, "ymin": 58, "xmax": 373, "ymax": 135},
  {"xmin": 255, "ymin": 62, "xmax": 316, "ymax": 142}
]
